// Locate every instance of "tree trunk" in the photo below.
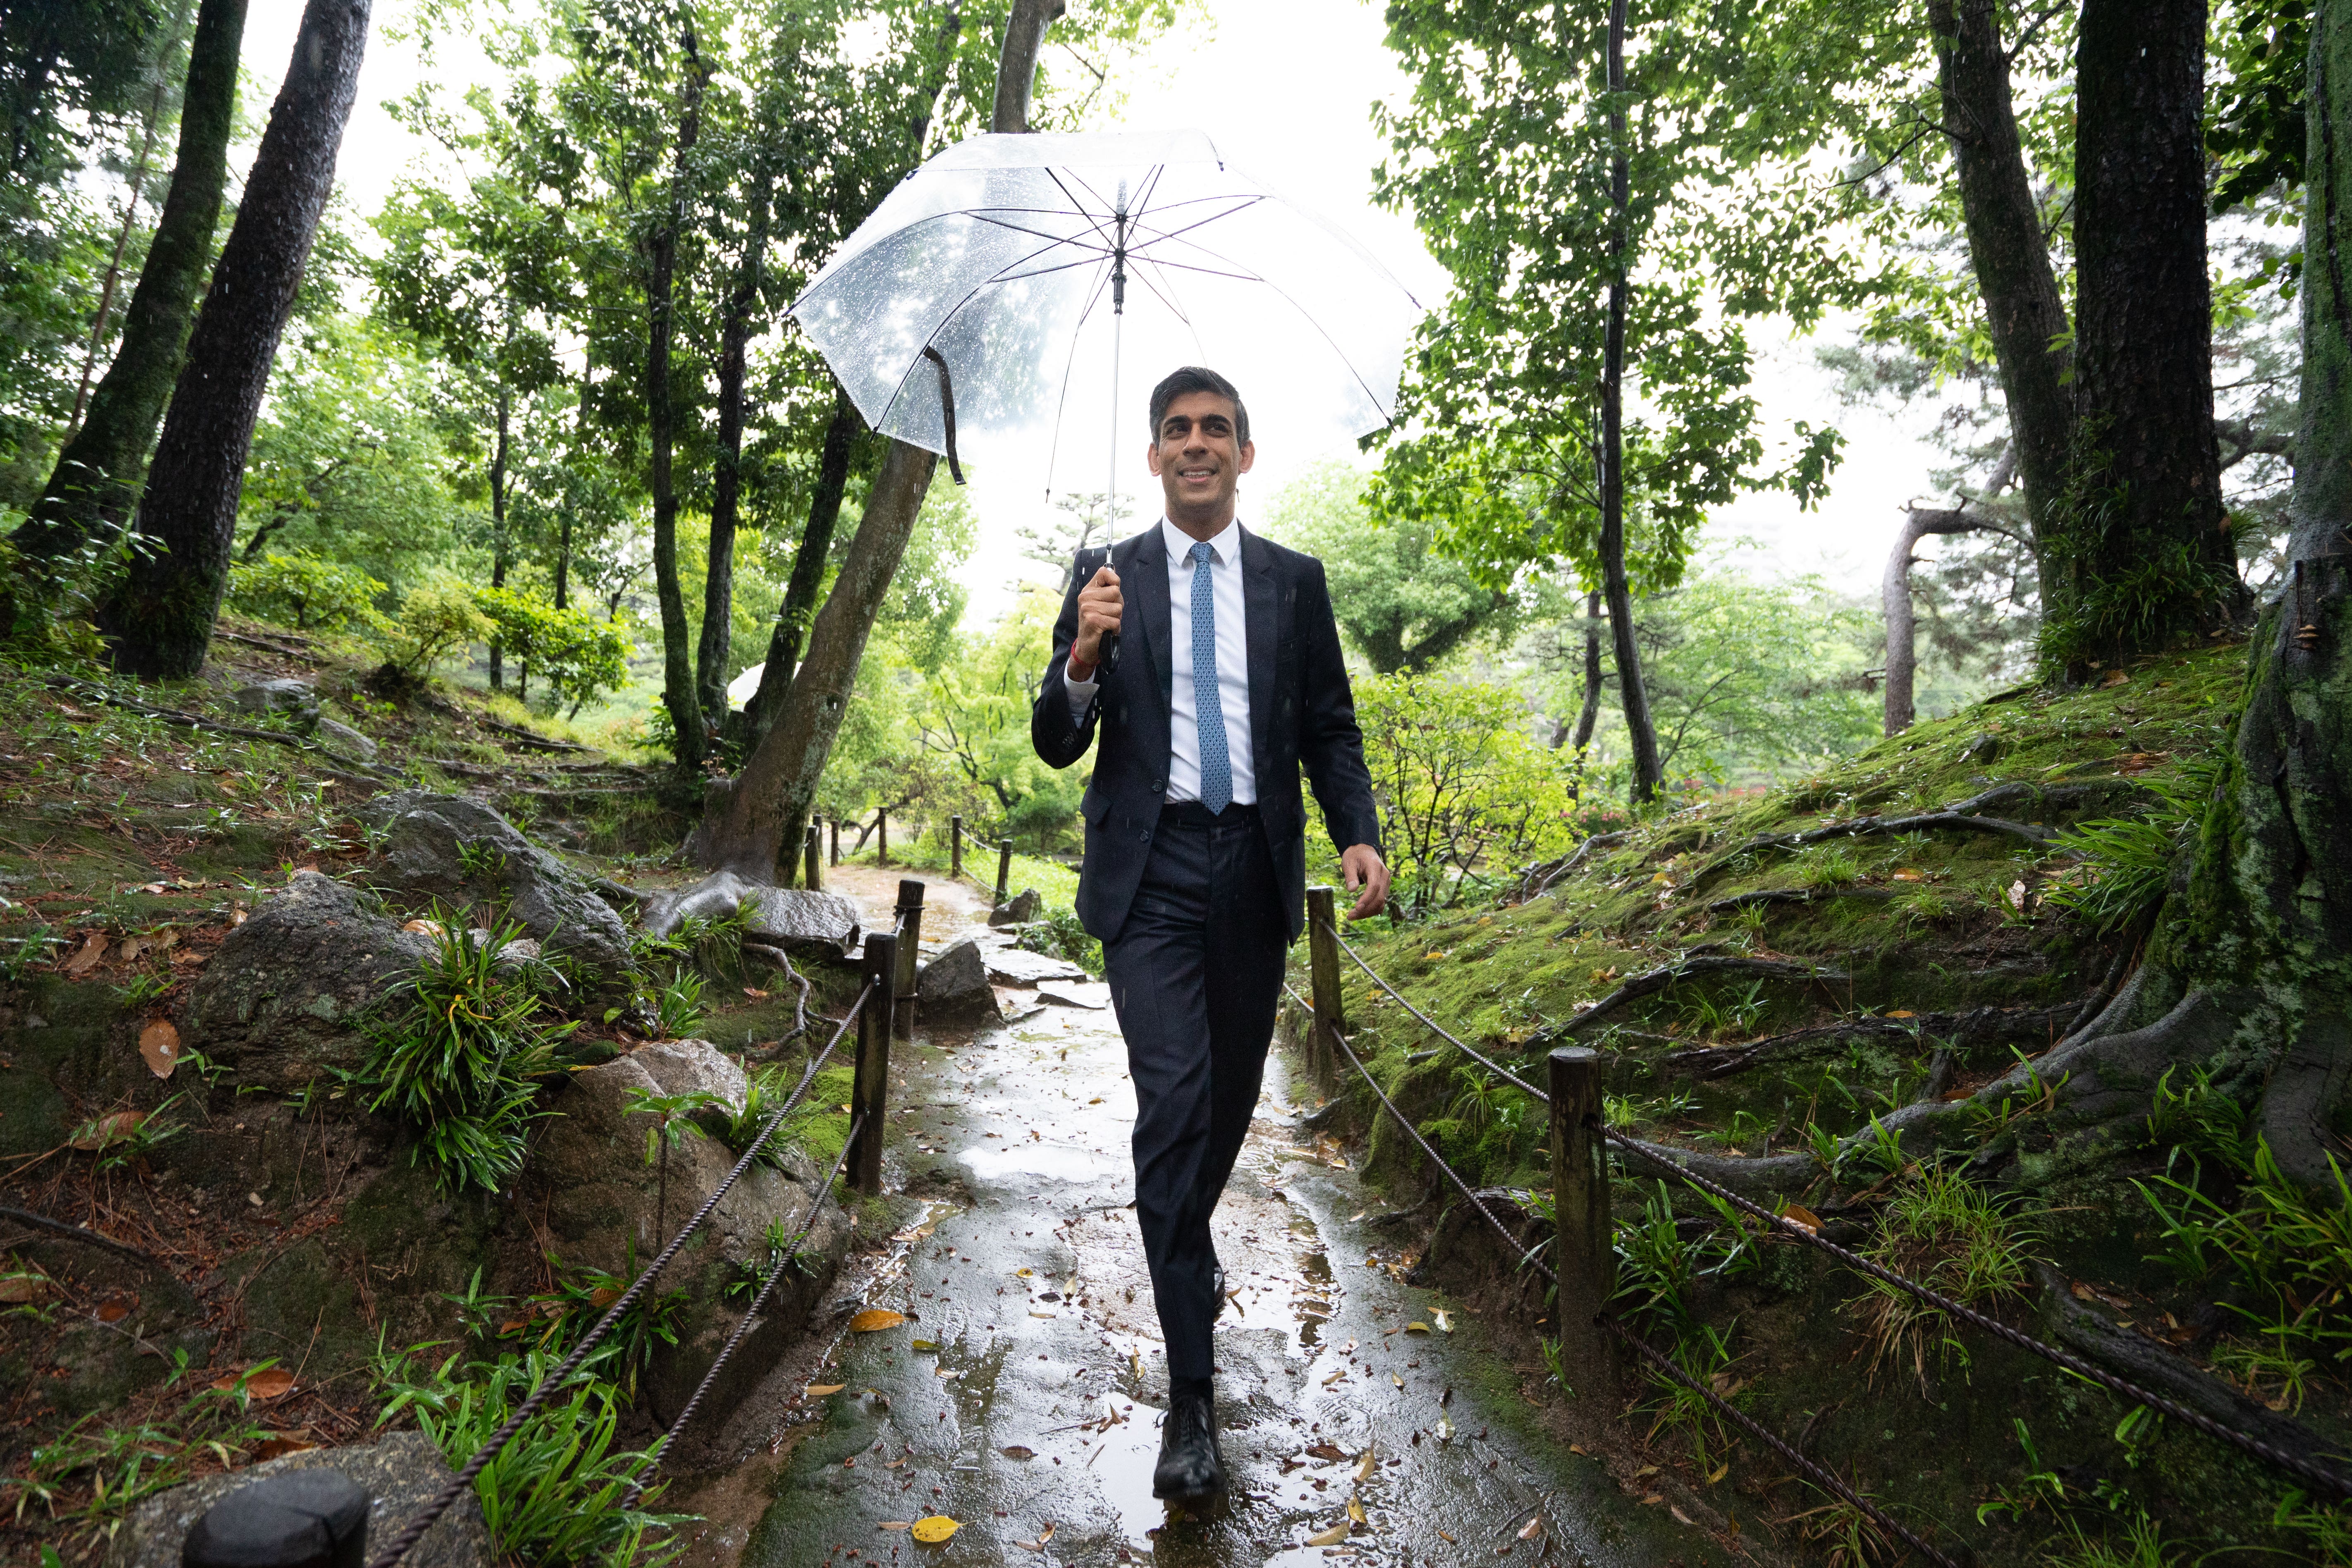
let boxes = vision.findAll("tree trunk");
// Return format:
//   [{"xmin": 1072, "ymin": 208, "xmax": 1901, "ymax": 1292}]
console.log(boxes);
[
  {"xmin": 1922, "ymin": 0, "xmax": 2352, "ymax": 1202},
  {"xmin": 990, "ymin": 0, "xmax": 1066, "ymax": 133},
  {"xmin": 1599, "ymin": 0, "xmax": 1661, "ymax": 806},
  {"xmin": 93, "ymin": 0, "xmax": 368, "ymax": 680},
  {"xmin": 10, "ymin": 0, "xmax": 246, "ymax": 593},
  {"xmin": 69, "ymin": 0, "xmax": 186, "ymax": 436},
  {"xmin": 692, "ymin": 441, "xmax": 939, "ymax": 876},
  {"xmin": 1882, "ymin": 503, "xmax": 2017, "ymax": 734},
  {"xmin": 742, "ymin": 383, "xmax": 861, "ymax": 744},
  {"xmin": 647, "ymin": 30, "xmax": 707, "ymax": 769},
  {"xmin": 2054, "ymin": 0, "xmax": 2239, "ymax": 672},
  {"xmin": 700, "ymin": 159, "xmax": 774, "ymax": 722},
  {"xmin": 488, "ymin": 379, "xmax": 509, "ymax": 691},
  {"xmin": 1926, "ymin": 0, "xmax": 2073, "ymax": 579},
  {"xmin": 1574, "ymin": 589, "xmax": 1604, "ymax": 753}
]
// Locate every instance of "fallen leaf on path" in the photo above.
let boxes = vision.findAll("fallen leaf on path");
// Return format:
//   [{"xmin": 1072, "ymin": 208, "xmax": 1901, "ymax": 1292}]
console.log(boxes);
[
  {"xmin": 401, "ymin": 919, "xmax": 442, "ymax": 936},
  {"xmin": 1348, "ymin": 1499, "xmax": 1367, "ymax": 1525},
  {"xmin": 1777, "ymin": 1202, "xmax": 1822, "ymax": 1236},
  {"xmin": 1306, "ymin": 1524, "xmax": 1350, "ymax": 1546},
  {"xmin": 1438, "ymin": 1530, "xmax": 1457, "ymax": 1544},
  {"xmin": 0, "ymin": 1273, "xmax": 50, "ymax": 1303},
  {"xmin": 1391, "ymin": 1372, "xmax": 1404, "ymax": 1387},
  {"xmin": 1518, "ymin": 1515, "xmax": 1544, "ymax": 1539},
  {"xmin": 252, "ymin": 1437, "xmax": 317, "ymax": 1461},
  {"xmin": 805, "ymin": 1384, "xmax": 846, "ymax": 1397},
  {"xmin": 71, "ymin": 1111, "xmax": 146, "ymax": 1150},
  {"xmin": 1014, "ymin": 1267, "xmax": 1033, "ymax": 1276},
  {"xmin": 1405, "ymin": 1321, "xmax": 1429, "ymax": 1334},
  {"xmin": 743, "ymin": 987, "xmax": 770, "ymax": 999},
  {"xmin": 1001, "ymin": 1445, "xmax": 1035, "ymax": 1460},
  {"xmin": 1355, "ymin": 1448, "xmax": 1375, "ymax": 1481},
  {"xmin": 139, "ymin": 1019, "xmax": 180, "ymax": 1078},
  {"xmin": 96, "ymin": 1300, "xmax": 129, "ymax": 1322},
  {"xmin": 1884, "ymin": 1009, "xmax": 1915, "ymax": 1019},
  {"xmin": 1305, "ymin": 1443, "xmax": 1348, "ymax": 1462},
  {"xmin": 1670, "ymin": 1505, "xmax": 1696, "ymax": 1526},
  {"xmin": 849, "ymin": 1309, "xmax": 906, "ymax": 1332},
  {"xmin": 63, "ymin": 934, "xmax": 106, "ymax": 975},
  {"xmin": 910, "ymin": 1516, "xmax": 959, "ymax": 1543},
  {"xmin": 878, "ymin": 1521, "xmax": 911, "ymax": 1531},
  {"xmin": 1632, "ymin": 1465, "xmax": 1659, "ymax": 1479},
  {"xmin": 1707, "ymin": 1461, "xmax": 1730, "ymax": 1484}
]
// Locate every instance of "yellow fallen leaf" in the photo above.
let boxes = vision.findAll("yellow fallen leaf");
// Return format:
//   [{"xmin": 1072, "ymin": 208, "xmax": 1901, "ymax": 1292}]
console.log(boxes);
[
  {"xmin": 1777, "ymin": 1202, "xmax": 1822, "ymax": 1236},
  {"xmin": 1885, "ymin": 1009, "xmax": 1915, "ymax": 1018},
  {"xmin": 911, "ymin": 1516, "xmax": 959, "ymax": 1543},
  {"xmin": 1707, "ymin": 1461, "xmax": 1730, "ymax": 1484},
  {"xmin": 1015, "ymin": 1267, "xmax": 1033, "ymax": 1277},
  {"xmin": 1391, "ymin": 1371, "xmax": 1403, "ymax": 1387},
  {"xmin": 849, "ymin": 1309, "xmax": 906, "ymax": 1332},
  {"xmin": 806, "ymin": 1384, "xmax": 847, "ymax": 1397},
  {"xmin": 1355, "ymin": 1448, "xmax": 1375, "ymax": 1481},
  {"xmin": 1307, "ymin": 1523, "xmax": 1350, "ymax": 1546},
  {"xmin": 1438, "ymin": 1530, "xmax": 1457, "ymax": 1544},
  {"xmin": 1348, "ymin": 1498, "xmax": 1367, "ymax": 1524},
  {"xmin": 879, "ymin": 1521, "xmax": 912, "ymax": 1531},
  {"xmin": 1405, "ymin": 1321, "xmax": 1429, "ymax": 1334}
]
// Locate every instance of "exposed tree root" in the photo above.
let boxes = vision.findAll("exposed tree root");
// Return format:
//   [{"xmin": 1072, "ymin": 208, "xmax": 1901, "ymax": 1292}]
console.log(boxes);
[
  {"xmin": 744, "ymin": 941, "xmax": 812, "ymax": 1039},
  {"xmin": 39, "ymin": 675, "xmax": 398, "ymax": 786},
  {"xmin": 1661, "ymin": 1001, "xmax": 2087, "ymax": 1081},
  {"xmin": 1513, "ymin": 831, "xmax": 1633, "ymax": 902},
  {"xmin": 1564, "ymin": 955, "xmax": 1851, "ymax": 1038}
]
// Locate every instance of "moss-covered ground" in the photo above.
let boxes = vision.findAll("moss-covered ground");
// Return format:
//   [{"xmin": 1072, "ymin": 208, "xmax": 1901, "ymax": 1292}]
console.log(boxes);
[{"xmin": 1285, "ymin": 642, "xmax": 2352, "ymax": 1567}]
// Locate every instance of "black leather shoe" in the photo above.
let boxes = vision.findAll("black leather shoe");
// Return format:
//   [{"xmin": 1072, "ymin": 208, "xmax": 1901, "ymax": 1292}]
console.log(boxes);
[{"xmin": 1152, "ymin": 1387, "xmax": 1226, "ymax": 1500}]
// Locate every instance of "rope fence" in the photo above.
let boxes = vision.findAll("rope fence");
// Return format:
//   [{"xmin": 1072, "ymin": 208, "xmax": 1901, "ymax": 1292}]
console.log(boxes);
[
  {"xmin": 1288, "ymin": 899, "xmax": 2352, "ymax": 1565},
  {"xmin": 366, "ymin": 903, "xmax": 922, "ymax": 1568}
]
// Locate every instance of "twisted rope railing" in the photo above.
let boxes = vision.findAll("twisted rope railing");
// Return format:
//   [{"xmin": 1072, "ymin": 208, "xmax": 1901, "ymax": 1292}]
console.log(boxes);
[
  {"xmin": 1283, "ymin": 979, "xmax": 1964, "ymax": 1567},
  {"xmin": 367, "ymin": 980, "xmax": 875, "ymax": 1568},
  {"xmin": 617, "ymin": 1112, "xmax": 865, "ymax": 1509},
  {"xmin": 1307, "ymin": 918, "xmax": 2352, "ymax": 1506}
]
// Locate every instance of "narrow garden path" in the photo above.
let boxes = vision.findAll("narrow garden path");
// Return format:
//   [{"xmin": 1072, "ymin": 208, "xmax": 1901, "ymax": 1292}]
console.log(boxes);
[{"xmin": 671, "ymin": 869, "xmax": 1720, "ymax": 1568}]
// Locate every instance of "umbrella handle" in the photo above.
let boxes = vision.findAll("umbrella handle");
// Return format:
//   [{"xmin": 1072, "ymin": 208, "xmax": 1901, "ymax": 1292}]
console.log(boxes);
[
  {"xmin": 920, "ymin": 345, "xmax": 964, "ymax": 485},
  {"xmin": 1074, "ymin": 546, "xmax": 1121, "ymax": 679}
]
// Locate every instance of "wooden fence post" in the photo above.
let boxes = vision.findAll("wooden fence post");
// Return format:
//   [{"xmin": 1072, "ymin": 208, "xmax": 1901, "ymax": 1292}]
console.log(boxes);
[
  {"xmin": 951, "ymin": 815, "xmax": 963, "ymax": 878},
  {"xmin": 877, "ymin": 808, "xmax": 888, "ymax": 865},
  {"xmin": 804, "ymin": 823, "xmax": 822, "ymax": 892},
  {"xmin": 829, "ymin": 815, "xmax": 840, "ymax": 866},
  {"xmin": 1305, "ymin": 886, "xmax": 1343, "ymax": 1088},
  {"xmin": 893, "ymin": 879, "xmax": 925, "ymax": 1041},
  {"xmin": 994, "ymin": 839, "xmax": 1014, "ymax": 912},
  {"xmin": 1549, "ymin": 1045, "xmax": 1614, "ymax": 1388},
  {"xmin": 848, "ymin": 932, "xmax": 896, "ymax": 1194}
]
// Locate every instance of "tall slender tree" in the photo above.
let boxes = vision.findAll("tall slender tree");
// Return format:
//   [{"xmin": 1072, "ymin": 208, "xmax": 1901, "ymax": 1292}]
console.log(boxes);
[
  {"xmin": 645, "ymin": 23, "xmax": 709, "ymax": 769},
  {"xmin": 6, "ymin": 0, "xmax": 246, "ymax": 631},
  {"xmin": 96, "ymin": 0, "xmax": 369, "ymax": 678}
]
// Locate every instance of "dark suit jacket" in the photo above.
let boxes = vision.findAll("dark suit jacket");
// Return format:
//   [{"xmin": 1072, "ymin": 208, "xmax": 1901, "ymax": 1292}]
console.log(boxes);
[{"xmin": 1030, "ymin": 523, "xmax": 1383, "ymax": 946}]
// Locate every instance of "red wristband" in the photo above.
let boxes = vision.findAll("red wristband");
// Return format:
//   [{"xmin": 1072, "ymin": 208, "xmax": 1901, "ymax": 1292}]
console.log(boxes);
[{"xmin": 1066, "ymin": 653, "xmax": 1097, "ymax": 682}]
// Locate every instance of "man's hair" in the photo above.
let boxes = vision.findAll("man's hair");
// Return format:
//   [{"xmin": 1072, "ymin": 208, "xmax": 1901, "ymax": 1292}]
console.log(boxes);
[{"xmin": 1148, "ymin": 366, "xmax": 1250, "ymax": 449}]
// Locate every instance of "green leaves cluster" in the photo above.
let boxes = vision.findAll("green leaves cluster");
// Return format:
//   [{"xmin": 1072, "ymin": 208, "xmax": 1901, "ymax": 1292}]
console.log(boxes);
[{"xmin": 472, "ymin": 584, "xmax": 634, "ymax": 710}]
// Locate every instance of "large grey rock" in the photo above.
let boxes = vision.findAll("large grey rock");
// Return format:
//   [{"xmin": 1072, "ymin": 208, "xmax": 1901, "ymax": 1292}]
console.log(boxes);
[
  {"xmin": 314, "ymin": 715, "xmax": 379, "ymax": 762},
  {"xmin": 377, "ymin": 794, "xmax": 631, "ymax": 971},
  {"xmin": 231, "ymin": 678, "xmax": 318, "ymax": 719},
  {"xmin": 989, "ymin": 887, "xmax": 1042, "ymax": 927},
  {"xmin": 106, "ymin": 1431, "xmax": 490, "ymax": 1568},
  {"xmin": 531, "ymin": 1043, "xmax": 853, "ymax": 1428},
  {"xmin": 180, "ymin": 871, "xmax": 433, "ymax": 1091},
  {"xmin": 640, "ymin": 869, "xmax": 860, "ymax": 956},
  {"xmin": 918, "ymin": 936, "xmax": 1002, "ymax": 1025},
  {"xmin": 985, "ymin": 946, "xmax": 1088, "ymax": 984}
]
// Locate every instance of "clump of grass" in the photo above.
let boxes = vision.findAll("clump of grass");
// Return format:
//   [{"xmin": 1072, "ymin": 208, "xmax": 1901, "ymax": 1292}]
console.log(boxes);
[
  {"xmin": 1852, "ymin": 1164, "xmax": 2037, "ymax": 1389},
  {"xmin": 355, "ymin": 911, "xmax": 573, "ymax": 1194},
  {"xmin": 1797, "ymin": 844, "xmax": 1863, "ymax": 889}
]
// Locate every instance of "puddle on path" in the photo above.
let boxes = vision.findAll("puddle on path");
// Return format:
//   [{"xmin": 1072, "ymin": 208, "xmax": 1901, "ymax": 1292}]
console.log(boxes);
[{"xmin": 692, "ymin": 873, "xmax": 1720, "ymax": 1567}]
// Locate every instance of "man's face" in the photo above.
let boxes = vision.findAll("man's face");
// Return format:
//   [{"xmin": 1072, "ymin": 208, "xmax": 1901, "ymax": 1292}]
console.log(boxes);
[{"xmin": 1147, "ymin": 389, "xmax": 1255, "ymax": 517}]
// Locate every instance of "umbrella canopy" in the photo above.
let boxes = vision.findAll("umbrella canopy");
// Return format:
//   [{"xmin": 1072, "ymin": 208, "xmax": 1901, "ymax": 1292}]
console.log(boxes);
[{"xmin": 788, "ymin": 129, "xmax": 1425, "ymax": 499}]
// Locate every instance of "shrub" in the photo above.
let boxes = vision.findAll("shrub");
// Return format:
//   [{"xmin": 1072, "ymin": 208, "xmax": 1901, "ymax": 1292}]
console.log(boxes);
[
  {"xmin": 225, "ymin": 552, "xmax": 390, "ymax": 632},
  {"xmin": 382, "ymin": 579, "xmax": 493, "ymax": 676},
  {"xmin": 472, "ymin": 585, "xmax": 633, "ymax": 710}
]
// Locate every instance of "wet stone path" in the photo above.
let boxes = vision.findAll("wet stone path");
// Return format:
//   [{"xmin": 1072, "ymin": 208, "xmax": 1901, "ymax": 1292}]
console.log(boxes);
[{"xmin": 682, "ymin": 869, "xmax": 1704, "ymax": 1568}]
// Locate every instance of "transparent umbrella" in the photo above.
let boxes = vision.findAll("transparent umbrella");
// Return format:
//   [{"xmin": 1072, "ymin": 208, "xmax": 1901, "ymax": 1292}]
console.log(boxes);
[{"xmin": 787, "ymin": 128, "xmax": 1425, "ymax": 512}]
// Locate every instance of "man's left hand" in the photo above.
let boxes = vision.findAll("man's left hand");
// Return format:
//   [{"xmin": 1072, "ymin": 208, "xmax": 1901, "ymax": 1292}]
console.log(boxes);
[{"xmin": 1341, "ymin": 844, "xmax": 1390, "ymax": 920}]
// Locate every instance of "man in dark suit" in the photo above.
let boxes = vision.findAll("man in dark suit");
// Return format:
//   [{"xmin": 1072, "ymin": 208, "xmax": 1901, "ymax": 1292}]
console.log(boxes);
[{"xmin": 1032, "ymin": 365, "xmax": 1389, "ymax": 1502}]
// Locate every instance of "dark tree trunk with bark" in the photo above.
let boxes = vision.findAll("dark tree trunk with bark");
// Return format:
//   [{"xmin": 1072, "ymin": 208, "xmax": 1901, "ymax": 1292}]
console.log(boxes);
[
  {"xmin": 741, "ymin": 384, "xmax": 861, "ymax": 745},
  {"xmin": 692, "ymin": 441, "xmax": 939, "ymax": 875},
  {"xmin": 11, "ymin": 0, "xmax": 246, "ymax": 598},
  {"xmin": 1574, "ymin": 590, "xmax": 1604, "ymax": 753},
  {"xmin": 1926, "ymin": 0, "xmax": 2073, "ymax": 578},
  {"xmin": 93, "ymin": 0, "xmax": 367, "ymax": 680},
  {"xmin": 648, "ymin": 33, "xmax": 707, "ymax": 769},
  {"xmin": 2055, "ymin": 0, "xmax": 2240, "ymax": 669},
  {"xmin": 1600, "ymin": 0, "xmax": 1661, "ymax": 806},
  {"xmin": 700, "ymin": 160, "xmax": 774, "ymax": 721}
]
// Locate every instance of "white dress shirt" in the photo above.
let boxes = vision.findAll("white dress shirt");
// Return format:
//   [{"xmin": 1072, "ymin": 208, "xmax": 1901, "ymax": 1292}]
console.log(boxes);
[{"xmin": 1064, "ymin": 515, "xmax": 1257, "ymax": 806}]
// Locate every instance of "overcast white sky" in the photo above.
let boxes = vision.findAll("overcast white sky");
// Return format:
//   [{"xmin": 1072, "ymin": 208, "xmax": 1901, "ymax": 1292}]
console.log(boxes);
[{"xmin": 237, "ymin": 0, "xmax": 1950, "ymax": 617}]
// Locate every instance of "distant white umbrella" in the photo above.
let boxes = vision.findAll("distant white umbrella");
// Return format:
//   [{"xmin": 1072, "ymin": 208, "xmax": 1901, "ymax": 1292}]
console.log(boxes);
[{"xmin": 787, "ymin": 128, "xmax": 1425, "ymax": 512}]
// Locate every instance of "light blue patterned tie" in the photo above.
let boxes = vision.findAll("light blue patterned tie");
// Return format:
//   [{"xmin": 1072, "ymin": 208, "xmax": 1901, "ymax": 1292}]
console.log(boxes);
[{"xmin": 1188, "ymin": 541, "xmax": 1232, "ymax": 813}]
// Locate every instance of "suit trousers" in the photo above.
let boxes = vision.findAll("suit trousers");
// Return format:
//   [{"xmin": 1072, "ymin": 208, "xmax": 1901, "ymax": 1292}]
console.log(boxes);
[{"xmin": 1104, "ymin": 806, "xmax": 1288, "ymax": 1385}]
